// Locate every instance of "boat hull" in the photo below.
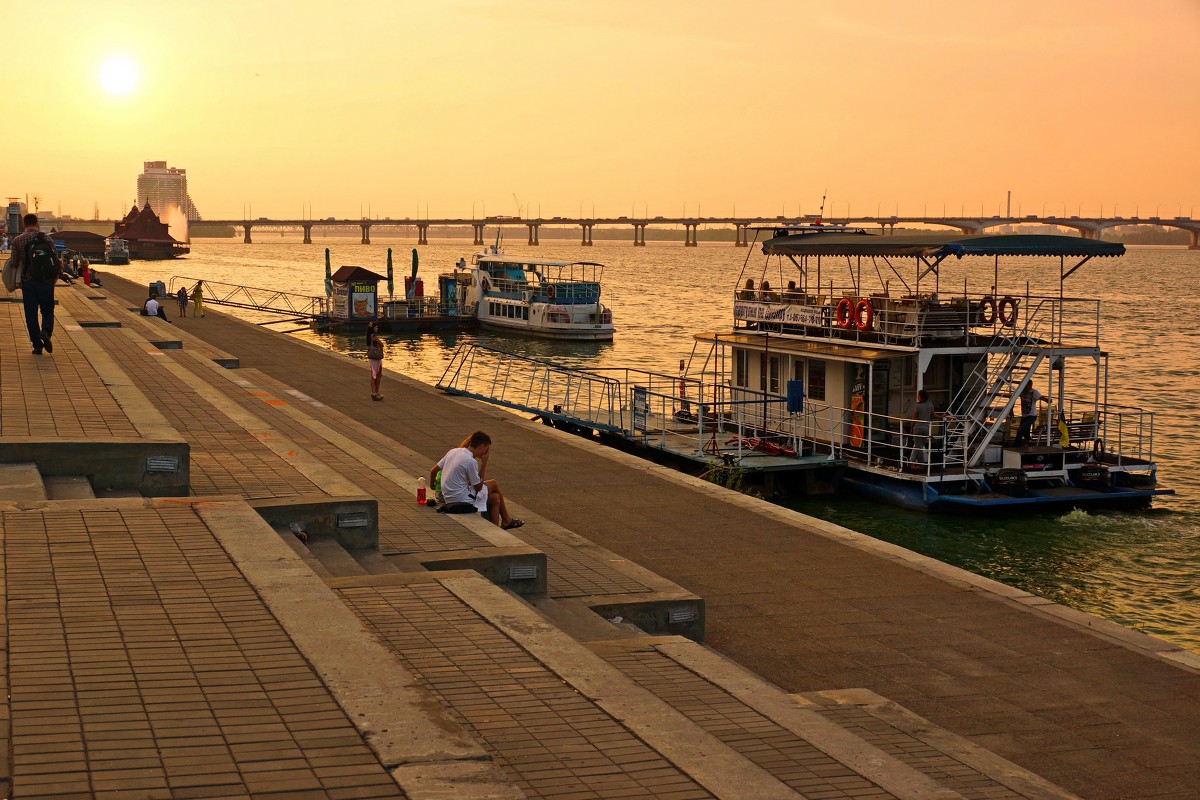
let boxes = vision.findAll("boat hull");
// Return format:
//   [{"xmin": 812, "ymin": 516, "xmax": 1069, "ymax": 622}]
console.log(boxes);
[
  {"xmin": 840, "ymin": 466, "xmax": 1169, "ymax": 513},
  {"xmin": 478, "ymin": 319, "xmax": 614, "ymax": 341}
]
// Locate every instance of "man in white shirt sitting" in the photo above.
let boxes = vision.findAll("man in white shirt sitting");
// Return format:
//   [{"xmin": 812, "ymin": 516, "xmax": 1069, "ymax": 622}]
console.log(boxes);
[
  {"xmin": 429, "ymin": 430, "xmax": 524, "ymax": 529},
  {"xmin": 142, "ymin": 292, "xmax": 169, "ymax": 321}
]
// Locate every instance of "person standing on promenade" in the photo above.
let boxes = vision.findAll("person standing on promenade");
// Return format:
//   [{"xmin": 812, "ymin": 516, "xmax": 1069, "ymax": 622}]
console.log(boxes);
[
  {"xmin": 366, "ymin": 321, "xmax": 385, "ymax": 400},
  {"xmin": 429, "ymin": 431, "xmax": 524, "ymax": 529},
  {"xmin": 10, "ymin": 213, "xmax": 61, "ymax": 355},
  {"xmin": 192, "ymin": 280, "xmax": 205, "ymax": 317},
  {"xmin": 177, "ymin": 285, "xmax": 188, "ymax": 317}
]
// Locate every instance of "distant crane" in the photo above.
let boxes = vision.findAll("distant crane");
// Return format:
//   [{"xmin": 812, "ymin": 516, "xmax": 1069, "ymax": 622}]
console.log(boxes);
[
  {"xmin": 32, "ymin": 195, "xmax": 41, "ymax": 215},
  {"xmin": 512, "ymin": 193, "xmax": 523, "ymax": 218}
]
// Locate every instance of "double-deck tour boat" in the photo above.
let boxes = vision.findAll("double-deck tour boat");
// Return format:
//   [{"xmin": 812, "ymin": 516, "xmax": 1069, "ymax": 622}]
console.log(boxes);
[
  {"xmin": 694, "ymin": 223, "xmax": 1171, "ymax": 511},
  {"xmin": 457, "ymin": 247, "xmax": 614, "ymax": 340}
]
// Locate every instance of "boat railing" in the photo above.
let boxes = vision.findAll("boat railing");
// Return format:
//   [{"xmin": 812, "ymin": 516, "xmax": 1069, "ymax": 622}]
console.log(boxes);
[
  {"xmin": 731, "ymin": 289, "xmax": 1101, "ymax": 348},
  {"xmin": 381, "ymin": 297, "xmax": 472, "ymax": 320},
  {"xmin": 1059, "ymin": 398, "xmax": 1155, "ymax": 467},
  {"xmin": 599, "ymin": 372, "xmax": 804, "ymax": 462}
]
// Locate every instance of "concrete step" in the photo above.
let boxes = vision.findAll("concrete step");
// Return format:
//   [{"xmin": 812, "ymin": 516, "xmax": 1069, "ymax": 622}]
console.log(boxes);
[
  {"xmin": 0, "ymin": 463, "xmax": 46, "ymax": 501},
  {"xmin": 306, "ymin": 535, "xmax": 371, "ymax": 577},
  {"xmin": 94, "ymin": 487, "xmax": 144, "ymax": 498},
  {"xmin": 43, "ymin": 474, "xmax": 96, "ymax": 500},
  {"xmin": 352, "ymin": 548, "xmax": 406, "ymax": 575},
  {"xmin": 334, "ymin": 569, "xmax": 806, "ymax": 800},
  {"xmin": 795, "ymin": 689, "xmax": 1080, "ymax": 800},
  {"xmin": 587, "ymin": 635, "xmax": 1079, "ymax": 800},
  {"xmin": 530, "ymin": 596, "xmax": 647, "ymax": 642}
]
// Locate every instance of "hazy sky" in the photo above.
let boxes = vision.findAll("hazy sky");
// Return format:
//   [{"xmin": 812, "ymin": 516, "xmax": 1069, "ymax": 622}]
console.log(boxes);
[{"xmin": 7, "ymin": 0, "xmax": 1200, "ymax": 220}]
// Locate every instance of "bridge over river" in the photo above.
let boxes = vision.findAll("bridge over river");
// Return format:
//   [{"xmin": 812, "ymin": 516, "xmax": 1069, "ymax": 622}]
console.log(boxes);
[{"xmin": 71, "ymin": 213, "xmax": 1200, "ymax": 249}]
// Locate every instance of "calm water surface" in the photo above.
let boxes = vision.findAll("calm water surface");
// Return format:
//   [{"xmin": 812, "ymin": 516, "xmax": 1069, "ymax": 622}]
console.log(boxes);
[{"xmin": 111, "ymin": 237, "xmax": 1200, "ymax": 651}]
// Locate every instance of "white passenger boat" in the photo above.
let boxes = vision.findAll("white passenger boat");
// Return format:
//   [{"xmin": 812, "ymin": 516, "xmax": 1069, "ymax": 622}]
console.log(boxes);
[
  {"xmin": 458, "ymin": 247, "xmax": 614, "ymax": 340},
  {"xmin": 105, "ymin": 237, "xmax": 130, "ymax": 265},
  {"xmin": 695, "ymin": 224, "xmax": 1171, "ymax": 511}
]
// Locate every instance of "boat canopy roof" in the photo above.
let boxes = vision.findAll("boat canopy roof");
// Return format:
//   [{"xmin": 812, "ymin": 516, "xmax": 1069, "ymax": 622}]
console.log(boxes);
[
  {"xmin": 475, "ymin": 254, "xmax": 603, "ymax": 269},
  {"xmin": 762, "ymin": 231, "xmax": 1125, "ymax": 259}
]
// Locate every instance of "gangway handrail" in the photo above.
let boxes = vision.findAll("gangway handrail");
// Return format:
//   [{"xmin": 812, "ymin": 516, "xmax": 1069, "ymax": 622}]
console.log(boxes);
[{"xmin": 167, "ymin": 276, "xmax": 324, "ymax": 319}]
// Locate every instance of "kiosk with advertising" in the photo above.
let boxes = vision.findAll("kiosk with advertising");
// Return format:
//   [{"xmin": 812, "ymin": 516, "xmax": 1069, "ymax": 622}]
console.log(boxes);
[{"xmin": 329, "ymin": 266, "xmax": 383, "ymax": 326}]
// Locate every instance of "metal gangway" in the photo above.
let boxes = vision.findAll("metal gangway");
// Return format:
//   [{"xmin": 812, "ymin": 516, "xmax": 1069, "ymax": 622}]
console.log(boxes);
[
  {"xmin": 168, "ymin": 276, "xmax": 324, "ymax": 323},
  {"xmin": 438, "ymin": 344, "xmax": 834, "ymax": 473},
  {"xmin": 438, "ymin": 343, "xmax": 624, "ymax": 433}
]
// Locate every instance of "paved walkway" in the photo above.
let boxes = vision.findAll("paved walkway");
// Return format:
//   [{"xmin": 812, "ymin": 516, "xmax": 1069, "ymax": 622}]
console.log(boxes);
[{"xmin": 93, "ymin": 273, "xmax": 1200, "ymax": 800}]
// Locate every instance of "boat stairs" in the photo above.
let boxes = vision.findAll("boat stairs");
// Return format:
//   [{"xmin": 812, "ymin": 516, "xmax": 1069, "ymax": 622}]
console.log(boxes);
[{"xmin": 437, "ymin": 343, "xmax": 844, "ymax": 492}]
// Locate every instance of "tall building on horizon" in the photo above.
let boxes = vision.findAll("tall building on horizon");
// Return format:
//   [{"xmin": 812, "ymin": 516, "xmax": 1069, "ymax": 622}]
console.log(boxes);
[{"xmin": 137, "ymin": 160, "xmax": 202, "ymax": 221}]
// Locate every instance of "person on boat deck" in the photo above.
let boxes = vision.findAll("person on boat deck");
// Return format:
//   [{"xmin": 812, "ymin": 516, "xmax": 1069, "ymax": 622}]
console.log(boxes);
[
  {"xmin": 760, "ymin": 280, "xmax": 778, "ymax": 302},
  {"xmin": 429, "ymin": 431, "xmax": 525, "ymax": 530},
  {"xmin": 909, "ymin": 389, "xmax": 943, "ymax": 466},
  {"xmin": 1015, "ymin": 383, "xmax": 1048, "ymax": 446},
  {"xmin": 739, "ymin": 278, "xmax": 755, "ymax": 300},
  {"xmin": 784, "ymin": 280, "xmax": 800, "ymax": 301}
]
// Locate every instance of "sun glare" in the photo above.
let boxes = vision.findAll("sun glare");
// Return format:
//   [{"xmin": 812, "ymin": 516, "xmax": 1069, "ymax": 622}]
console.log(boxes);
[{"xmin": 99, "ymin": 56, "xmax": 139, "ymax": 96}]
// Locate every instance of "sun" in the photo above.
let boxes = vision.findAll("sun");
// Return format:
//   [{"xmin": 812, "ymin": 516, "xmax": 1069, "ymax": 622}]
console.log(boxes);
[{"xmin": 99, "ymin": 56, "xmax": 139, "ymax": 96}]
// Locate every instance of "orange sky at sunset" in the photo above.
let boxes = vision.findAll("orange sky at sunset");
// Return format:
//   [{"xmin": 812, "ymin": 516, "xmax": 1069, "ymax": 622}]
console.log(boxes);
[{"xmin": 6, "ymin": 0, "xmax": 1199, "ymax": 220}]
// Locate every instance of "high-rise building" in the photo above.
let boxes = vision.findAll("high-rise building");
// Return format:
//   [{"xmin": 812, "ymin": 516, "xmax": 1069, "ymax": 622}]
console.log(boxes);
[{"xmin": 137, "ymin": 161, "xmax": 202, "ymax": 221}]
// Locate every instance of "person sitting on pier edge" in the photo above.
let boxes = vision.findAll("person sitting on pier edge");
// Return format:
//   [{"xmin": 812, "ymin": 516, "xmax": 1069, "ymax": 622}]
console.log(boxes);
[
  {"xmin": 429, "ymin": 430, "xmax": 524, "ymax": 529},
  {"xmin": 1015, "ymin": 383, "xmax": 1048, "ymax": 446}
]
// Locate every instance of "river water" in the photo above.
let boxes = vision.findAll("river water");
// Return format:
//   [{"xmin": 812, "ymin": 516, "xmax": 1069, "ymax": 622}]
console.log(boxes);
[{"xmin": 109, "ymin": 236, "xmax": 1200, "ymax": 652}]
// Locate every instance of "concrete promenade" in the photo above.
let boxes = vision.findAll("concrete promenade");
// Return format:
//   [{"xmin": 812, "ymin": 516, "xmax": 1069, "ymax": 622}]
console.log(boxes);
[{"xmin": 0, "ymin": 274, "xmax": 1195, "ymax": 799}]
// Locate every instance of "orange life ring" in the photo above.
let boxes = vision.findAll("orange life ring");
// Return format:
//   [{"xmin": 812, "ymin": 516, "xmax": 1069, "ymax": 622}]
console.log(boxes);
[
  {"xmin": 979, "ymin": 295, "xmax": 997, "ymax": 325},
  {"xmin": 835, "ymin": 297, "xmax": 854, "ymax": 329},
  {"xmin": 855, "ymin": 298, "xmax": 874, "ymax": 331},
  {"xmin": 998, "ymin": 295, "xmax": 1017, "ymax": 326},
  {"xmin": 546, "ymin": 283, "xmax": 555, "ymax": 299}
]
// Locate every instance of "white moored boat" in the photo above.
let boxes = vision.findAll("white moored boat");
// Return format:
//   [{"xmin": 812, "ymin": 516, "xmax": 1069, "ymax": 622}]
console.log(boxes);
[
  {"xmin": 105, "ymin": 237, "xmax": 130, "ymax": 265},
  {"xmin": 458, "ymin": 248, "xmax": 614, "ymax": 340}
]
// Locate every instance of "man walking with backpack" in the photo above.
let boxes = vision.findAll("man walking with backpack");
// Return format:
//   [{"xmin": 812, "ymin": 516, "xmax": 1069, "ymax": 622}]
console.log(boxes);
[{"xmin": 11, "ymin": 213, "xmax": 60, "ymax": 355}]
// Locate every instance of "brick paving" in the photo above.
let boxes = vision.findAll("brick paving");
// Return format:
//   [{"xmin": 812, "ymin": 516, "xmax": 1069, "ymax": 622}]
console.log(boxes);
[
  {"xmin": 339, "ymin": 579, "xmax": 713, "ymax": 800},
  {"xmin": 598, "ymin": 646, "xmax": 895, "ymax": 800},
  {"xmin": 0, "ymin": 304, "xmax": 138, "ymax": 439},
  {"xmin": 795, "ymin": 694, "xmax": 1024, "ymax": 800},
  {"xmin": 0, "ymin": 503, "xmax": 405, "ymax": 800},
  {"xmin": 87, "ymin": 327, "xmax": 322, "ymax": 499},
  {"xmin": 92, "ymin": 273, "xmax": 1200, "ymax": 800}
]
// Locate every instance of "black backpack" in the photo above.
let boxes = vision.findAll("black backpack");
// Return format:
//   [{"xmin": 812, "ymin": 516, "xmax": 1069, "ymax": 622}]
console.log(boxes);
[{"xmin": 25, "ymin": 233, "xmax": 59, "ymax": 283}]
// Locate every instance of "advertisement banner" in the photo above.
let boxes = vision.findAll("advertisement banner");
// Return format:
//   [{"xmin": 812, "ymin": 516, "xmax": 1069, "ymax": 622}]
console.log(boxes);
[{"xmin": 734, "ymin": 301, "xmax": 827, "ymax": 328}]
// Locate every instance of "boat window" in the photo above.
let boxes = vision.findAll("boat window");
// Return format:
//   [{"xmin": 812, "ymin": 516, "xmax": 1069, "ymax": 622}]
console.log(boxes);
[
  {"xmin": 808, "ymin": 359, "xmax": 827, "ymax": 401},
  {"xmin": 735, "ymin": 351, "xmax": 749, "ymax": 388},
  {"xmin": 768, "ymin": 355, "xmax": 782, "ymax": 395}
]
